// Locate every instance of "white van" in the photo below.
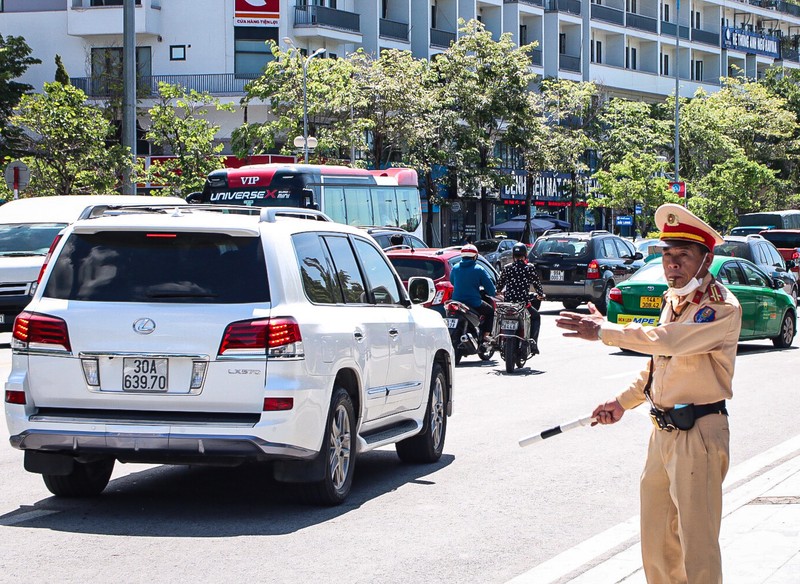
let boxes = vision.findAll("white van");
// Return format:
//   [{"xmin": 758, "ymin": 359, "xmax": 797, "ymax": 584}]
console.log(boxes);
[{"xmin": 0, "ymin": 195, "xmax": 186, "ymax": 331}]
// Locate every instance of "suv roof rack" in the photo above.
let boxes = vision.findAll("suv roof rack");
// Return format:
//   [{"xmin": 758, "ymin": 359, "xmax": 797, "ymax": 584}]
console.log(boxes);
[
  {"xmin": 589, "ymin": 230, "xmax": 611, "ymax": 236},
  {"xmin": 541, "ymin": 229, "xmax": 565, "ymax": 237},
  {"xmin": 259, "ymin": 207, "xmax": 332, "ymax": 223}
]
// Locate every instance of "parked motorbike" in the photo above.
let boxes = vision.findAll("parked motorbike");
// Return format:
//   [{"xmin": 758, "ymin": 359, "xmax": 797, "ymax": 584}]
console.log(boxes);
[
  {"xmin": 492, "ymin": 295, "xmax": 540, "ymax": 373},
  {"xmin": 443, "ymin": 299, "xmax": 495, "ymax": 365}
]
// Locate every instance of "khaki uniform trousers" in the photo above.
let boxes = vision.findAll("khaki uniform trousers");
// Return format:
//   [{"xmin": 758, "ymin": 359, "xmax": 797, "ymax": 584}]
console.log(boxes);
[{"xmin": 640, "ymin": 412, "xmax": 730, "ymax": 584}]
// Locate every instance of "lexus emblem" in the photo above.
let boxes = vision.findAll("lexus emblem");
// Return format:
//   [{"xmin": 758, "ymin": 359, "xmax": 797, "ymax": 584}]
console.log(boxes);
[{"xmin": 133, "ymin": 318, "xmax": 156, "ymax": 335}]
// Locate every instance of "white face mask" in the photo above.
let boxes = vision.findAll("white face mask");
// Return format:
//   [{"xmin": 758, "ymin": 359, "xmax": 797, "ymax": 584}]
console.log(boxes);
[{"xmin": 666, "ymin": 253, "xmax": 707, "ymax": 301}]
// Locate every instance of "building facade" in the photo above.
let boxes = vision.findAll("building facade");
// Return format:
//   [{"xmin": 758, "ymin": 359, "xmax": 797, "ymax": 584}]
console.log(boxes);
[{"xmin": 2, "ymin": 0, "xmax": 800, "ymax": 240}]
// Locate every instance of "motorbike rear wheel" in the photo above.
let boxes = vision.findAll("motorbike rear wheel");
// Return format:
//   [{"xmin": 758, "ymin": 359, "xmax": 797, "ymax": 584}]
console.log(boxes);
[{"xmin": 504, "ymin": 338, "xmax": 517, "ymax": 373}]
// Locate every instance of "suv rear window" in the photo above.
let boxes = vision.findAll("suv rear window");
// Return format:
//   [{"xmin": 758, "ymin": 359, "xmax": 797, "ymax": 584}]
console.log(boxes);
[
  {"xmin": 389, "ymin": 257, "xmax": 447, "ymax": 281},
  {"xmin": 44, "ymin": 231, "xmax": 269, "ymax": 303},
  {"xmin": 714, "ymin": 241, "xmax": 749, "ymax": 258},
  {"xmin": 531, "ymin": 238, "xmax": 589, "ymax": 258},
  {"xmin": 760, "ymin": 232, "xmax": 800, "ymax": 248}
]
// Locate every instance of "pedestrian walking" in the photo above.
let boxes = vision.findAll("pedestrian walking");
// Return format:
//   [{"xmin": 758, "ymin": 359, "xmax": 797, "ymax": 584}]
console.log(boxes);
[{"xmin": 555, "ymin": 203, "xmax": 742, "ymax": 584}]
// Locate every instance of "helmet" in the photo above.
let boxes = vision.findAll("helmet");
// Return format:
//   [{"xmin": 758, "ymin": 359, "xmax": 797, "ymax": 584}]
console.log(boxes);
[
  {"xmin": 460, "ymin": 244, "xmax": 478, "ymax": 259},
  {"xmin": 512, "ymin": 243, "xmax": 528, "ymax": 258}
]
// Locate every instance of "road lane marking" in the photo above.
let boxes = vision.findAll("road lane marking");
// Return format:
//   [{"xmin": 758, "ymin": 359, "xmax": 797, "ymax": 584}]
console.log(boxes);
[{"xmin": 507, "ymin": 433, "xmax": 800, "ymax": 584}]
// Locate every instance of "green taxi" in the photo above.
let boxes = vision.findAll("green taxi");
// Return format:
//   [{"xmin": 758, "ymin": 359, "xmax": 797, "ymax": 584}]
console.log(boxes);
[{"xmin": 607, "ymin": 257, "xmax": 797, "ymax": 347}]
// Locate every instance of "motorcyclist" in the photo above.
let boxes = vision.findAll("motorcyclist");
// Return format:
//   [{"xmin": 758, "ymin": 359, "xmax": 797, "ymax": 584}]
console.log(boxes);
[
  {"xmin": 449, "ymin": 244, "xmax": 496, "ymax": 342},
  {"xmin": 497, "ymin": 242, "xmax": 545, "ymax": 353}
]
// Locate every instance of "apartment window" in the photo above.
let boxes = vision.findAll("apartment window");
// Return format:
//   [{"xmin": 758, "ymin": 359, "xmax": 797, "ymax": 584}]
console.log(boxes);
[
  {"xmin": 559, "ymin": 33, "xmax": 567, "ymax": 54},
  {"xmin": 627, "ymin": 0, "xmax": 637, "ymax": 13},
  {"xmin": 520, "ymin": 25, "xmax": 528, "ymax": 45},
  {"xmin": 382, "ymin": 0, "xmax": 388, "ymax": 18},
  {"xmin": 693, "ymin": 59, "xmax": 703, "ymax": 81},
  {"xmin": 692, "ymin": 11, "xmax": 700, "ymax": 29},
  {"xmin": 661, "ymin": 53, "xmax": 669, "ymax": 75},
  {"xmin": 626, "ymin": 47, "xmax": 637, "ymax": 69},
  {"xmin": 170, "ymin": 45, "xmax": 186, "ymax": 61},
  {"xmin": 91, "ymin": 46, "xmax": 151, "ymax": 93},
  {"xmin": 663, "ymin": 4, "xmax": 669, "ymax": 21},
  {"xmin": 591, "ymin": 0, "xmax": 602, "ymax": 4},
  {"xmin": 591, "ymin": 40, "xmax": 603, "ymax": 63},
  {"xmin": 234, "ymin": 27, "xmax": 278, "ymax": 79},
  {"xmin": 431, "ymin": 2, "xmax": 437, "ymax": 29}
]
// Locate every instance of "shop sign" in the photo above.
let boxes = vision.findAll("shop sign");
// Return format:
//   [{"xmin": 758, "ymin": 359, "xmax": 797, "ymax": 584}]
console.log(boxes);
[{"xmin": 234, "ymin": 0, "xmax": 279, "ymax": 27}]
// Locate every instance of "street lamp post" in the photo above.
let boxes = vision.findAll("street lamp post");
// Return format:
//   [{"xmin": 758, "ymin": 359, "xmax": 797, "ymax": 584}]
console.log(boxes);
[{"xmin": 283, "ymin": 38, "xmax": 325, "ymax": 164}]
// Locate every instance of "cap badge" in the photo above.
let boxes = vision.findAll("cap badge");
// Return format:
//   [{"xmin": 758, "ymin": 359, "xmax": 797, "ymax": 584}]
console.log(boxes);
[{"xmin": 666, "ymin": 213, "xmax": 679, "ymax": 226}]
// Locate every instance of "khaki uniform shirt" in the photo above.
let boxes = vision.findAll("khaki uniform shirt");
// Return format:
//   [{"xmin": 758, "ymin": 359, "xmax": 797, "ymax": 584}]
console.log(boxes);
[{"xmin": 599, "ymin": 273, "xmax": 742, "ymax": 410}]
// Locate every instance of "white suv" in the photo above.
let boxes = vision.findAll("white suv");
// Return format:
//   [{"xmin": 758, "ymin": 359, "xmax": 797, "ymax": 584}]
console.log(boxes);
[{"xmin": 5, "ymin": 206, "xmax": 454, "ymax": 505}]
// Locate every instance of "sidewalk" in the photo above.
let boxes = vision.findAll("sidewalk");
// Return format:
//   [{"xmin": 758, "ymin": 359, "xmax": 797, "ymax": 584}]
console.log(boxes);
[{"xmin": 508, "ymin": 435, "xmax": 800, "ymax": 584}]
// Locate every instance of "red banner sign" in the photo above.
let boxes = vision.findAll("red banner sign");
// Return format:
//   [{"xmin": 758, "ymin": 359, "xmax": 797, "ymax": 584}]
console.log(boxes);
[{"xmin": 234, "ymin": 0, "xmax": 279, "ymax": 27}]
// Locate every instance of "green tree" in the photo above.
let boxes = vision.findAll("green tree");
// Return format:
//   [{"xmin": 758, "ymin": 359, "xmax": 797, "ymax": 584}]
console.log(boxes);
[
  {"xmin": 10, "ymin": 82, "xmax": 129, "ymax": 196},
  {"xmin": 591, "ymin": 152, "xmax": 678, "ymax": 236},
  {"xmin": 143, "ymin": 82, "xmax": 234, "ymax": 196},
  {"xmin": 54, "ymin": 54, "xmax": 70, "ymax": 85},
  {"xmin": 597, "ymin": 98, "xmax": 671, "ymax": 168},
  {"xmin": 690, "ymin": 152, "xmax": 778, "ymax": 231},
  {"xmin": 539, "ymin": 79, "xmax": 600, "ymax": 230},
  {"xmin": 432, "ymin": 19, "xmax": 538, "ymax": 239},
  {"xmin": 0, "ymin": 35, "xmax": 41, "ymax": 159}
]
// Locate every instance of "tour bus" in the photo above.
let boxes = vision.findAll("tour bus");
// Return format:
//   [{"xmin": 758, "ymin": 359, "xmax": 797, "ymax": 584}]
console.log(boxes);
[
  {"xmin": 190, "ymin": 163, "xmax": 424, "ymax": 241},
  {"xmin": 736, "ymin": 210, "xmax": 800, "ymax": 231}
]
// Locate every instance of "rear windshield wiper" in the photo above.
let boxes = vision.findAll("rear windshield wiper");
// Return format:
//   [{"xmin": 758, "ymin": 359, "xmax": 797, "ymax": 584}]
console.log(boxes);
[
  {"xmin": 145, "ymin": 293, "xmax": 219, "ymax": 299},
  {"xmin": 0, "ymin": 251, "xmax": 47, "ymax": 257}
]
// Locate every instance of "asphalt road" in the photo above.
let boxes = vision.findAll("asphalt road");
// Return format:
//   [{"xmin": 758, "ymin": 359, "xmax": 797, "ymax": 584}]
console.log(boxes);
[{"xmin": 0, "ymin": 305, "xmax": 797, "ymax": 584}]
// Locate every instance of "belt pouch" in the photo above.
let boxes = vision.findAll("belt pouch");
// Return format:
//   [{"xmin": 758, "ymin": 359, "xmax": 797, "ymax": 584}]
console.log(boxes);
[{"xmin": 668, "ymin": 404, "xmax": 696, "ymax": 431}]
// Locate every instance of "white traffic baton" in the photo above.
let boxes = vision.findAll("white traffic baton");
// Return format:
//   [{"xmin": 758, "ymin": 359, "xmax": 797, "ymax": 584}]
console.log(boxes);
[{"xmin": 519, "ymin": 415, "xmax": 596, "ymax": 447}]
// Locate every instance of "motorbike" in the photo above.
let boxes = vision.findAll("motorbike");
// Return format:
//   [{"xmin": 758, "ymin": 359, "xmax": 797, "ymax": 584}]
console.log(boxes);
[
  {"xmin": 491, "ymin": 295, "xmax": 540, "ymax": 373},
  {"xmin": 443, "ymin": 298, "xmax": 495, "ymax": 365}
]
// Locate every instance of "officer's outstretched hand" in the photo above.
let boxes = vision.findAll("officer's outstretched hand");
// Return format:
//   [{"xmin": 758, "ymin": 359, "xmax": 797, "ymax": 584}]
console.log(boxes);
[
  {"xmin": 591, "ymin": 399, "xmax": 625, "ymax": 426},
  {"xmin": 555, "ymin": 301, "xmax": 605, "ymax": 341}
]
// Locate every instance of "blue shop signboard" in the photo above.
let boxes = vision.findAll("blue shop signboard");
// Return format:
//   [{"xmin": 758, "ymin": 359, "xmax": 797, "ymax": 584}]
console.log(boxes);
[{"xmin": 722, "ymin": 27, "xmax": 780, "ymax": 59}]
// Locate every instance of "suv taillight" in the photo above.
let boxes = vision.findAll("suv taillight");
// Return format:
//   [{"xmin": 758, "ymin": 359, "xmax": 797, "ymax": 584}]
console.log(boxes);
[
  {"xmin": 587, "ymin": 260, "xmax": 600, "ymax": 279},
  {"xmin": 12, "ymin": 311, "xmax": 71, "ymax": 352},
  {"xmin": 33, "ymin": 234, "xmax": 62, "ymax": 294},
  {"xmin": 432, "ymin": 282, "xmax": 454, "ymax": 305},
  {"xmin": 218, "ymin": 317, "xmax": 303, "ymax": 357},
  {"xmin": 609, "ymin": 287, "xmax": 623, "ymax": 304}
]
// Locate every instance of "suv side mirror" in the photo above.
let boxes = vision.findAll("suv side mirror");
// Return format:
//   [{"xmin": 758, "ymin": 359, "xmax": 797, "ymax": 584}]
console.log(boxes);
[
  {"xmin": 407, "ymin": 277, "xmax": 436, "ymax": 305},
  {"xmin": 772, "ymin": 277, "xmax": 786, "ymax": 290}
]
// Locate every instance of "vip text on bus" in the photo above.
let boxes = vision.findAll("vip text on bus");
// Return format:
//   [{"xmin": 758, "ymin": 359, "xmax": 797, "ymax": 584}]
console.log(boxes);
[{"xmin": 191, "ymin": 163, "xmax": 424, "ymax": 240}]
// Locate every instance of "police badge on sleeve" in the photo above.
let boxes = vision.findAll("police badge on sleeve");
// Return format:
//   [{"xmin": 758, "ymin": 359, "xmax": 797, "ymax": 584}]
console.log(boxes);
[{"xmin": 695, "ymin": 306, "xmax": 716, "ymax": 323}]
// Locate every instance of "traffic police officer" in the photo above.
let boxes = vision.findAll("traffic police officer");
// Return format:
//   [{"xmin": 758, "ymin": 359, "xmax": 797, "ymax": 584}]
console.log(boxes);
[{"xmin": 555, "ymin": 204, "xmax": 742, "ymax": 584}]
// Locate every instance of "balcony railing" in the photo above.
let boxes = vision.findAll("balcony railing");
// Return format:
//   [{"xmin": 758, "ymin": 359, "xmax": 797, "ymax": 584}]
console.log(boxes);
[
  {"xmin": 661, "ymin": 21, "xmax": 689, "ymax": 39},
  {"xmin": 431, "ymin": 28, "xmax": 457, "ymax": 48},
  {"xmin": 71, "ymin": 73, "xmax": 259, "ymax": 97},
  {"xmin": 503, "ymin": 0, "xmax": 544, "ymax": 6},
  {"xmin": 559, "ymin": 53, "xmax": 581, "ymax": 72},
  {"xmin": 546, "ymin": 0, "xmax": 581, "ymax": 15},
  {"xmin": 775, "ymin": 0, "xmax": 800, "ymax": 16},
  {"xmin": 782, "ymin": 47, "xmax": 800, "ymax": 61},
  {"xmin": 379, "ymin": 18, "xmax": 409, "ymax": 41},
  {"xmin": 627, "ymin": 13, "xmax": 658, "ymax": 33},
  {"xmin": 591, "ymin": 4, "xmax": 624, "ymax": 25},
  {"xmin": 532, "ymin": 48, "xmax": 543, "ymax": 65},
  {"xmin": 691, "ymin": 28, "xmax": 720, "ymax": 46},
  {"xmin": 294, "ymin": 5, "xmax": 360, "ymax": 33}
]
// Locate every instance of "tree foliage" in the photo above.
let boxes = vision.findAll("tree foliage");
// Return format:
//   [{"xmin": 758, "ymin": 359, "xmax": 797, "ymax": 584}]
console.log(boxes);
[
  {"xmin": 0, "ymin": 35, "xmax": 41, "ymax": 159},
  {"xmin": 143, "ymin": 82, "xmax": 234, "ymax": 195},
  {"xmin": 9, "ymin": 82, "xmax": 129, "ymax": 196}
]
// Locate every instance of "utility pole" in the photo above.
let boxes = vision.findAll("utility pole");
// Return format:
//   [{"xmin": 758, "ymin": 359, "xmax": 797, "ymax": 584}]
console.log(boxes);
[{"xmin": 122, "ymin": 0, "xmax": 137, "ymax": 194}]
